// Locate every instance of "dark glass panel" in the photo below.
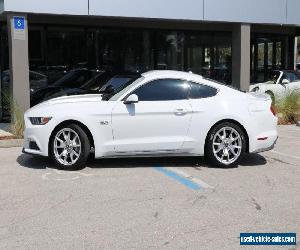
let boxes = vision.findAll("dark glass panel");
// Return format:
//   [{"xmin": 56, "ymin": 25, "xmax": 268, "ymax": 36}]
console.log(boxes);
[
  {"xmin": 132, "ymin": 79, "xmax": 189, "ymax": 101},
  {"xmin": 189, "ymin": 82, "xmax": 218, "ymax": 99}
]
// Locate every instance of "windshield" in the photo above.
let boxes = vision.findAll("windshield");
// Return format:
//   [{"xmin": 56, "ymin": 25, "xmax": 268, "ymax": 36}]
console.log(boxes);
[
  {"xmin": 81, "ymin": 71, "xmax": 112, "ymax": 90},
  {"xmin": 267, "ymin": 71, "xmax": 281, "ymax": 84},
  {"xmin": 107, "ymin": 76, "xmax": 145, "ymax": 101}
]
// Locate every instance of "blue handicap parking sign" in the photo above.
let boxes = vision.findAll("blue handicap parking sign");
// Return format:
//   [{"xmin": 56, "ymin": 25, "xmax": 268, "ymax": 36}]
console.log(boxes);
[{"xmin": 13, "ymin": 17, "xmax": 25, "ymax": 30}]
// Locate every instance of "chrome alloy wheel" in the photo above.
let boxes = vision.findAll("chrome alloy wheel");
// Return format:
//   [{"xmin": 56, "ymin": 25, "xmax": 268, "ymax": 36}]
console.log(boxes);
[
  {"xmin": 212, "ymin": 127, "xmax": 242, "ymax": 165},
  {"xmin": 54, "ymin": 128, "xmax": 82, "ymax": 166}
]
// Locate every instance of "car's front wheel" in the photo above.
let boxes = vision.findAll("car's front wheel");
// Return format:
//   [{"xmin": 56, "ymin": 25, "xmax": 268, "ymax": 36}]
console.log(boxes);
[
  {"xmin": 50, "ymin": 124, "xmax": 90, "ymax": 170},
  {"xmin": 205, "ymin": 122, "xmax": 246, "ymax": 168}
]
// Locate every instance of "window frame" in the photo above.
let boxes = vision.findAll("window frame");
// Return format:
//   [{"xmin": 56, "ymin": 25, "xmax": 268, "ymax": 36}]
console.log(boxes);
[{"xmin": 122, "ymin": 78, "xmax": 219, "ymax": 102}]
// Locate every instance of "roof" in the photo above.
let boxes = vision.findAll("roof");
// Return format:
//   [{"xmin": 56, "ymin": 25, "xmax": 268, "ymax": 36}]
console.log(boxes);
[{"xmin": 141, "ymin": 70, "xmax": 202, "ymax": 80}]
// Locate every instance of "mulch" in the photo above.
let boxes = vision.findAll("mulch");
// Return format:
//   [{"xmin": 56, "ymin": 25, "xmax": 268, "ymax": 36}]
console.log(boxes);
[{"xmin": 0, "ymin": 136, "xmax": 19, "ymax": 140}]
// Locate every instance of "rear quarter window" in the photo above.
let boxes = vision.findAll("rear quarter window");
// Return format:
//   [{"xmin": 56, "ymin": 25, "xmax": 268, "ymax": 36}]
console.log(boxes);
[{"xmin": 189, "ymin": 82, "xmax": 218, "ymax": 99}]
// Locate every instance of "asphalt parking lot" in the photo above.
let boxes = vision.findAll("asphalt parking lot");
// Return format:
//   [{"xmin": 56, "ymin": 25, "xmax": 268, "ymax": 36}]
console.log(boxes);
[{"xmin": 0, "ymin": 125, "xmax": 299, "ymax": 249}]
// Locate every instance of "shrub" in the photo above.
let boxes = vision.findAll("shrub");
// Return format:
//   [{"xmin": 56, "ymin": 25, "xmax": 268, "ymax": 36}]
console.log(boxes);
[
  {"xmin": 10, "ymin": 101, "xmax": 25, "ymax": 138},
  {"xmin": 2, "ymin": 92, "xmax": 24, "ymax": 138},
  {"xmin": 275, "ymin": 91, "xmax": 300, "ymax": 124}
]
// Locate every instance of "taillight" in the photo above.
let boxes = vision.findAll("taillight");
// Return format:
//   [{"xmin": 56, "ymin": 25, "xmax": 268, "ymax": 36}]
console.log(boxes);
[{"xmin": 270, "ymin": 105, "xmax": 276, "ymax": 116}]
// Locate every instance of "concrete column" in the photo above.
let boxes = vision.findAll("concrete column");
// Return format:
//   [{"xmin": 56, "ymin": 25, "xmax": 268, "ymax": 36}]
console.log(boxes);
[
  {"xmin": 232, "ymin": 23, "xmax": 251, "ymax": 91},
  {"xmin": 294, "ymin": 37, "xmax": 298, "ymax": 70},
  {"xmin": 7, "ymin": 14, "xmax": 30, "ymax": 118}
]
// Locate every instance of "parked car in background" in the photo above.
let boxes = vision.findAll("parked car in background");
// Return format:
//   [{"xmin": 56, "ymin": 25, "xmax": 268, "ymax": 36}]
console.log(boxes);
[
  {"xmin": 2, "ymin": 70, "xmax": 48, "ymax": 93},
  {"xmin": 30, "ymin": 68, "xmax": 104, "ymax": 107},
  {"xmin": 23, "ymin": 70, "xmax": 278, "ymax": 170},
  {"xmin": 47, "ymin": 73, "xmax": 140, "ymax": 100},
  {"xmin": 36, "ymin": 65, "xmax": 69, "ymax": 84},
  {"xmin": 249, "ymin": 70, "xmax": 300, "ymax": 102},
  {"xmin": 0, "ymin": 70, "xmax": 48, "ymax": 121}
]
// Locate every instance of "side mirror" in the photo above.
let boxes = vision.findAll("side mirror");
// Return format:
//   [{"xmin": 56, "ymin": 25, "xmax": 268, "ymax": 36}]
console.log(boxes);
[
  {"xmin": 282, "ymin": 79, "xmax": 289, "ymax": 85},
  {"xmin": 124, "ymin": 94, "xmax": 139, "ymax": 104}
]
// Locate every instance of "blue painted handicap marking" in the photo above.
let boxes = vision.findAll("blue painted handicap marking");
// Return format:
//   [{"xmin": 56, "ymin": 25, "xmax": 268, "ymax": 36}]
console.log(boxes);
[
  {"xmin": 154, "ymin": 166, "xmax": 202, "ymax": 190},
  {"xmin": 13, "ymin": 17, "xmax": 25, "ymax": 30}
]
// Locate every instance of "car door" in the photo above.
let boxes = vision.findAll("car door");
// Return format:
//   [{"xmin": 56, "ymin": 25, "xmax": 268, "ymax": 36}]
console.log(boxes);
[
  {"xmin": 111, "ymin": 78, "xmax": 193, "ymax": 154},
  {"xmin": 183, "ymin": 82, "xmax": 219, "ymax": 152}
]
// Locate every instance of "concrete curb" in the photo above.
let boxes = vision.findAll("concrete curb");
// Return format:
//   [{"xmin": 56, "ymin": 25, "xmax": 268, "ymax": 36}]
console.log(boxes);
[{"xmin": 0, "ymin": 139, "xmax": 24, "ymax": 148}]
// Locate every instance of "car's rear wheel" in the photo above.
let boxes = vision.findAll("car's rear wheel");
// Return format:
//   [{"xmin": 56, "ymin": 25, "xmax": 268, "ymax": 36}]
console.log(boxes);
[
  {"xmin": 205, "ymin": 122, "xmax": 246, "ymax": 168},
  {"xmin": 50, "ymin": 124, "xmax": 90, "ymax": 170}
]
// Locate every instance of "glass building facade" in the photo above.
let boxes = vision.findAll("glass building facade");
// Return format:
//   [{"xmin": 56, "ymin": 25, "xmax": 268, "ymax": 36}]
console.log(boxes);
[
  {"xmin": 0, "ymin": 22, "xmax": 298, "ymax": 122},
  {"xmin": 27, "ymin": 26, "xmax": 233, "ymax": 85},
  {"xmin": 250, "ymin": 33, "xmax": 288, "ymax": 83}
]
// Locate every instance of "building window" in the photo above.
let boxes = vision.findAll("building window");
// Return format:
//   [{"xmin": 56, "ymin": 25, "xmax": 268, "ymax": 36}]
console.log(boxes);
[
  {"xmin": 251, "ymin": 34, "xmax": 288, "ymax": 83},
  {"xmin": 185, "ymin": 32, "xmax": 232, "ymax": 85}
]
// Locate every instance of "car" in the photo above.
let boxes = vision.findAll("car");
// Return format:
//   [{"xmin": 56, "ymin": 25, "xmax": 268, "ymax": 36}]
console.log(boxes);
[
  {"xmin": 44, "ymin": 73, "xmax": 140, "ymax": 101},
  {"xmin": 30, "ymin": 68, "xmax": 104, "ymax": 107},
  {"xmin": 249, "ymin": 70, "xmax": 300, "ymax": 103},
  {"xmin": 23, "ymin": 70, "xmax": 278, "ymax": 170},
  {"xmin": 2, "ymin": 70, "xmax": 48, "ymax": 93},
  {"xmin": 1, "ymin": 70, "xmax": 48, "ymax": 121}
]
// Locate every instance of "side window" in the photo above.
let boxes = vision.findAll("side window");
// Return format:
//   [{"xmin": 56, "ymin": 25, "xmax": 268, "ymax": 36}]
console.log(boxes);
[
  {"xmin": 132, "ymin": 79, "xmax": 189, "ymax": 101},
  {"xmin": 189, "ymin": 82, "xmax": 218, "ymax": 99}
]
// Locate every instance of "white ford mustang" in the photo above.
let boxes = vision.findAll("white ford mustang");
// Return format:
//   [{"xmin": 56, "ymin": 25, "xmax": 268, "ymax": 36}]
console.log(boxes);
[{"xmin": 23, "ymin": 70, "xmax": 278, "ymax": 170}]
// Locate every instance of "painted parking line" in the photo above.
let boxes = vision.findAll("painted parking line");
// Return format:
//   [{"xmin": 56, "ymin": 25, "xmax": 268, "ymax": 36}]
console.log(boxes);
[
  {"xmin": 167, "ymin": 167, "xmax": 213, "ymax": 189},
  {"xmin": 270, "ymin": 150, "xmax": 300, "ymax": 160},
  {"xmin": 154, "ymin": 166, "xmax": 201, "ymax": 190}
]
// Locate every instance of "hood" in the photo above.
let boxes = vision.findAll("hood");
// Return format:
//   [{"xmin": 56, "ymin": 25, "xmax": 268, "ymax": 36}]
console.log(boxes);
[
  {"xmin": 48, "ymin": 94, "xmax": 103, "ymax": 104},
  {"xmin": 29, "ymin": 94, "xmax": 104, "ymax": 112},
  {"xmin": 45, "ymin": 88, "xmax": 96, "ymax": 100}
]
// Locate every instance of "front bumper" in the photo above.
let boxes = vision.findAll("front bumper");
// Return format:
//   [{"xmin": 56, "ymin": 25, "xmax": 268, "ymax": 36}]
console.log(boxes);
[{"xmin": 23, "ymin": 121, "xmax": 53, "ymax": 157}]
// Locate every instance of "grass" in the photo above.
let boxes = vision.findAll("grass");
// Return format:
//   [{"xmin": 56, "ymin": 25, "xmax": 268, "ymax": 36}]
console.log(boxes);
[
  {"xmin": 10, "ymin": 101, "xmax": 25, "ymax": 138},
  {"xmin": 275, "ymin": 91, "xmax": 300, "ymax": 125},
  {"xmin": 2, "ymin": 91, "xmax": 24, "ymax": 138}
]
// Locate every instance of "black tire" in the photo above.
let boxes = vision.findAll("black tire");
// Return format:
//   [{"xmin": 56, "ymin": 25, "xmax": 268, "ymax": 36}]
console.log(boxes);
[
  {"xmin": 50, "ymin": 124, "xmax": 90, "ymax": 170},
  {"xmin": 265, "ymin": 91, "xmax": 275, "ymax": 105},
  {"xmin": 205, "ymin": 122, "xmax": 247, "ymax": 168}
]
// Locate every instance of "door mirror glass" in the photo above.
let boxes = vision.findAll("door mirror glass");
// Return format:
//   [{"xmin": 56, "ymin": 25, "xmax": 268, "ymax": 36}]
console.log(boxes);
[
  {"xmin": 282, "ymin": 79, "xmax": 289, "ymax": 85},
  {"xmin": 124, "ymin": 94, "xmax": 139, "ymax": 104}
]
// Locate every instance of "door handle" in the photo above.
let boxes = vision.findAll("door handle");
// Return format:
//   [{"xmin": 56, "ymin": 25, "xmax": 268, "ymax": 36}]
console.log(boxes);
[{"xmin": 174, "ymin": 108, "xmax": 188, "ymax": 116}]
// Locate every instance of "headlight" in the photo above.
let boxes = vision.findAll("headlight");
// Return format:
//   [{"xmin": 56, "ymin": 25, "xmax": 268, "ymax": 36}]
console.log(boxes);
[{"xmin": 29, "ymin": 117, "xmax": 52, "ymax": 125}]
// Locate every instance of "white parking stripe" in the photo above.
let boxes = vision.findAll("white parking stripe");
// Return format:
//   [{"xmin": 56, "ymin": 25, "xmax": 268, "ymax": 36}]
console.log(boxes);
[
  {"xmin": 167, "ymin": 167, "xmax": 214, "ymax": 189},
  {"xmin": 270, "ymin": 150, "xmax": 300, "ymax": 160}
]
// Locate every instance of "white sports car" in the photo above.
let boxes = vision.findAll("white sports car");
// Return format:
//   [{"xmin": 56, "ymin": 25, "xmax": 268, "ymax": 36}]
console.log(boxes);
[
  {"xmin": 250, "ymin": 70, "xmax": 300, "ymax": 102},
  {"xmin": 23, "ymin": 70, "xmax": 278, "ymax": 170}
]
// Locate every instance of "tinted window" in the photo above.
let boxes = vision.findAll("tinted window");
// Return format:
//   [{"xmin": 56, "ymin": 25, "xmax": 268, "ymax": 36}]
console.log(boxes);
[
  {"xmin": 189, "ymin": 82, "xmax": 217, "ymax": 99},
  {"xmin": 132, "ymin": 79, "xmax": 189, "ymax": 101}
]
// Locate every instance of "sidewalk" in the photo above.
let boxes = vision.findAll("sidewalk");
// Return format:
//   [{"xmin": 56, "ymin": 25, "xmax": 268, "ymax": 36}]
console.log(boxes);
[
  {"xmin": 0, "ymin": 123, "xmax": 13, "ymax": 138},
  {"xmin": 0, "ymin": 123, "xmax": 23, "ymax": 148}
]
